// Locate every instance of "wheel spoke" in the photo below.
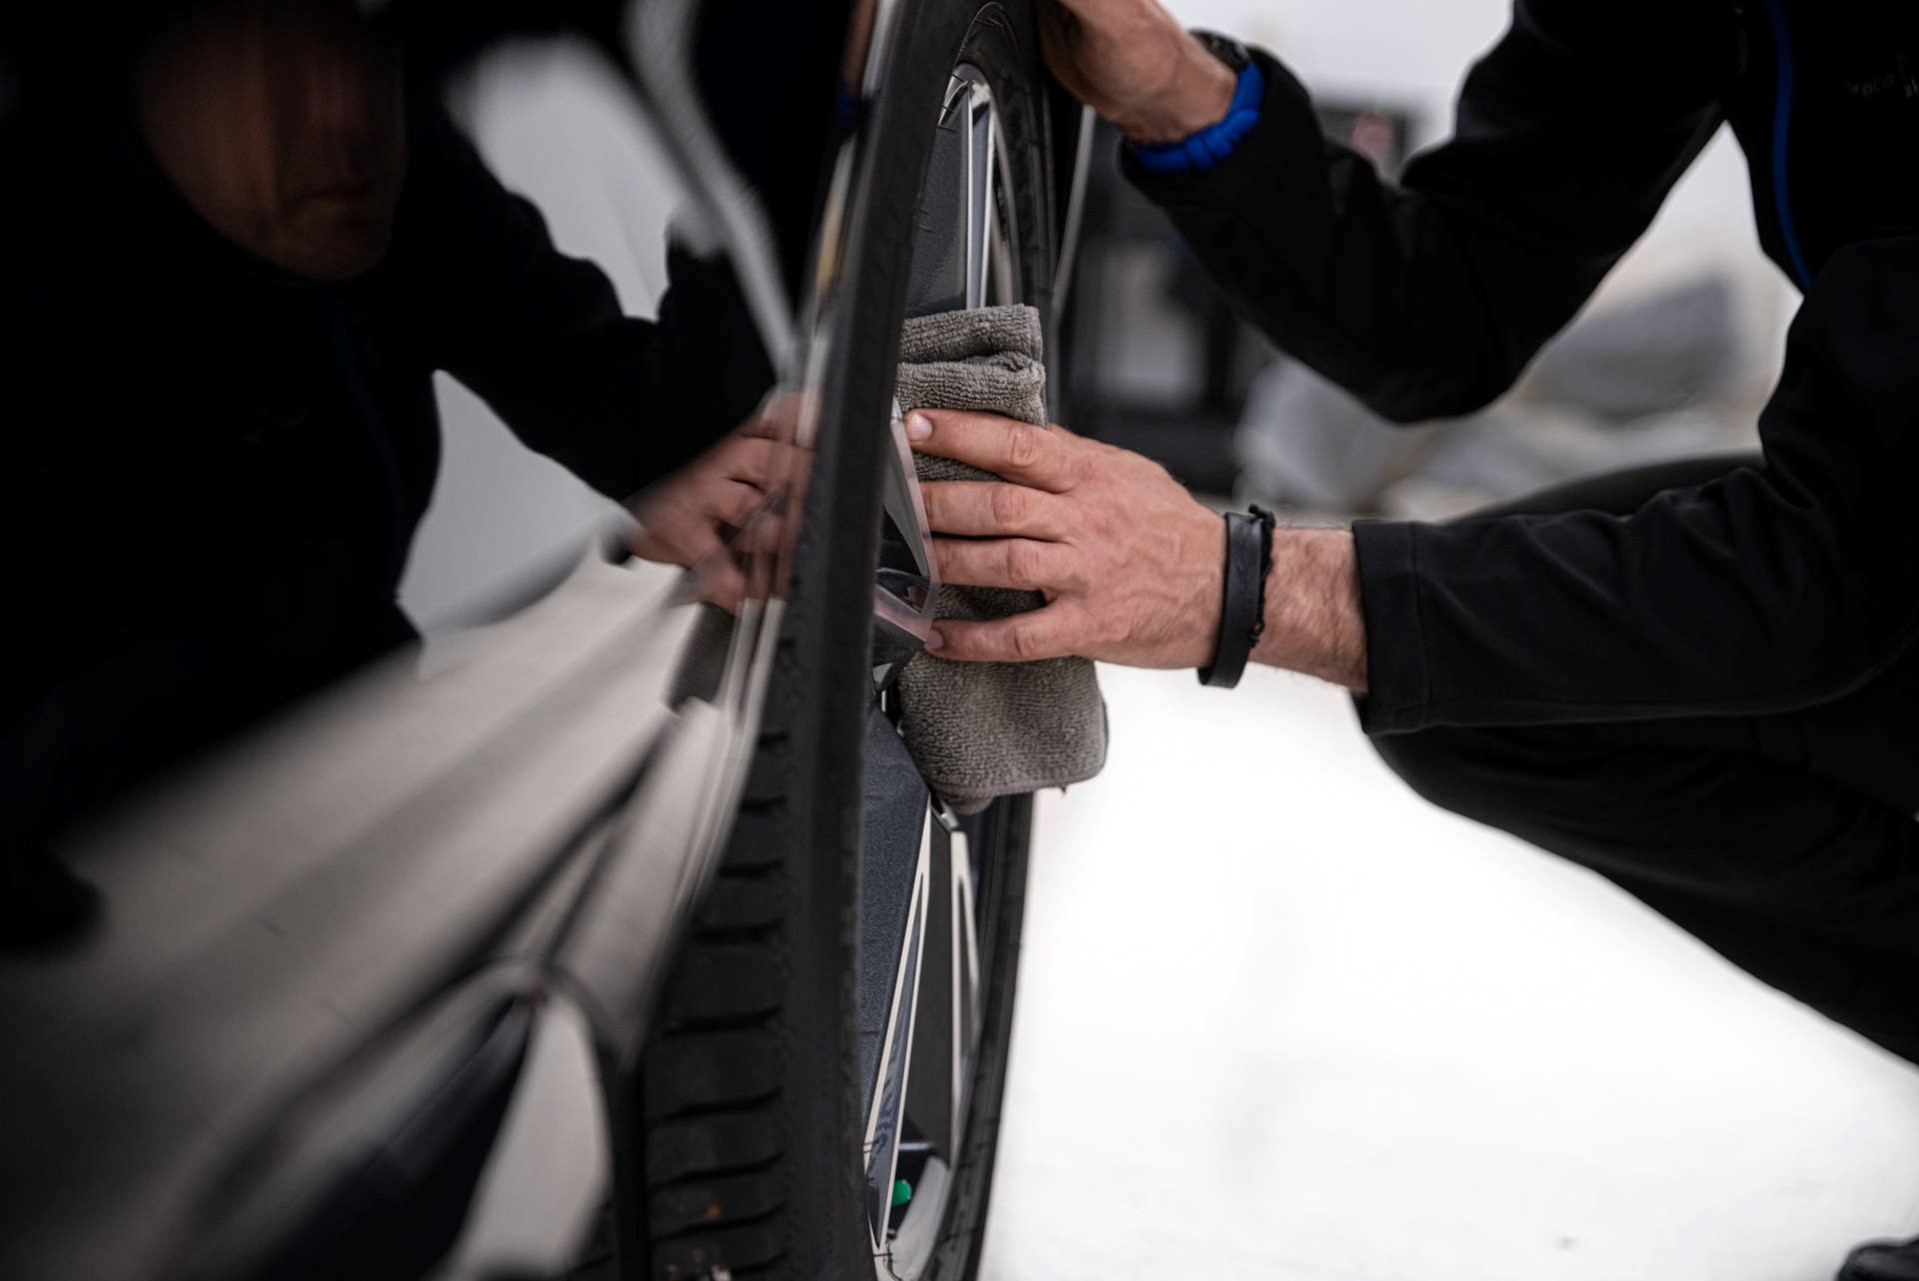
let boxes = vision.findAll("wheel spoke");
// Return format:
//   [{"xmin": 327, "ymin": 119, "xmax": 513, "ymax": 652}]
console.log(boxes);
[
  {"xmin": 880, "ymin": 805, "xmax": 991, "ymax": 1279},
  {"xmin": 862, "ymin": 810, "xmax": 932, "ymax": 1248},
  {"xmin": 952, "ymin": 827, "xmax": 984, "ymax": 1066},
  {"xmin": 905, "ymin": 812, "xmax": 959, "ymax": 1160}
]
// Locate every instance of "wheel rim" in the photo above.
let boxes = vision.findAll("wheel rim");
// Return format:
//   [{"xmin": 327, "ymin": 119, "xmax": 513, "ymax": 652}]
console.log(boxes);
[
  {"xmin": 862, "ymin": 59, "xmax": 1019, "ymax": 1281},
  {"xmin": 860, "ymin": 807, "xmax": 985, "ymax": 1276}
]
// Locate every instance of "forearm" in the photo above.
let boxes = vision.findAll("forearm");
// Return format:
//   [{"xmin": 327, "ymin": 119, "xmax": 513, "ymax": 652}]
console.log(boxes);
[{"xmin": 1252, "ymin": 528, "xmax": 1368, "ymax": 694}]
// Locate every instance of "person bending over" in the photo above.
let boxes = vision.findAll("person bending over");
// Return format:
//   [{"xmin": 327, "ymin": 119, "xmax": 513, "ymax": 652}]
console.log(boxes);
[{"xmin": 909, "ymin": 2, "xmax": 1919, "ymax": 1276}]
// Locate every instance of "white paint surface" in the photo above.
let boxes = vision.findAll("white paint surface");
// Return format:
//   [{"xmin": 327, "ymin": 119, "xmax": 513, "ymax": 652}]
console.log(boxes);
[{"xmin": 982, "ymin": 664, "xmax": 1919, "ymax": 1281}]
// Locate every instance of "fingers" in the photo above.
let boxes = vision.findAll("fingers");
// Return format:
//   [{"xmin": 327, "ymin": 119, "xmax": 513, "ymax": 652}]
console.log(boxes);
[
  {"xmin": 920, "ymin": 480, "xmax": 1073, "ymax": 540},
  {"xmin": 905, "ymin": 409, "xmax": 1083, "ymax": 492},
  {"xmin": 705, "ymin": 478, "xmax": 759, "ymax": 528},
  {"xmin": 693, "ymin": 561, "xmax": 748, "ymax": 615},
  {"xmin": 734, "ymin": 508, "xmax": 787, "ymax": 555},
  {"xmin": 929, "ymin": 603, "xmax": 1083, "ymax": 663},
  {"xmin": 716, "ymin": 435, "xmax": 784, "ymax": 487},
  {"xmin": 933, "ymin": 536, "xmax": 1079, "ymax": 592},
  {"xmin": 633, "ymin": 514, "xmax": 725, "ymax": 569}
]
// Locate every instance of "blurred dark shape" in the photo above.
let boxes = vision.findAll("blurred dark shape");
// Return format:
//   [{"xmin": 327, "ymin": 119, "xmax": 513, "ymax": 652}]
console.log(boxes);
[
  {"xmin": 1524, "ymin": 274, "xmax": 1740, "ymax": 419},
  {"xmin": 0, "ymin": 857, "xmax": 100, "ymax": 950},
  {"xmin": 690, "ymin": 0, "xmax": 857, "ymax": 288},
  {"xmin": 2, "ymin": 0, "xmax": 772, "ymax": 920},
  {"xmin": 1234, "ymin": 273, "xmax": 1754, "ymax": 517}
]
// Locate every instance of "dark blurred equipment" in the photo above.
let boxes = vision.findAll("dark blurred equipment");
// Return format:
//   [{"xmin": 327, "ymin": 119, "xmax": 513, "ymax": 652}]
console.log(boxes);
[
  {"xmin": 1062, "ymin": 104, "xmax": 1413, "ymax": 493},
  {"xmin": 1234, "ymin": 273, "xmax": 1758, "ymax": 517},
  {"xmin": 1523, "ymin": 273, "xmax": 1743, "ymax": 418}
]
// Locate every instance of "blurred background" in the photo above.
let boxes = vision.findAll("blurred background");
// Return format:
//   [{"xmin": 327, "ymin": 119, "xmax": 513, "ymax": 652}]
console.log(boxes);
[{"xmin": 979, "ymin": 3, "xmax": 1919, "ymax": 1281}]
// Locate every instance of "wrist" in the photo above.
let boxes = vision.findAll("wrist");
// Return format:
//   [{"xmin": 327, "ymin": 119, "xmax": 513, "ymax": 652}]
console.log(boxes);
[
  {"xmin": 1181, "ymin": 503, "xmax": 1229, "ymax": 668},
  {"xmin": 1117, "ymin": 35, "xmax": 1238, "ymax": 145},
  {"xmin": 1252, "ymin": 528, "xmax": 1369, "ymax": 693}
]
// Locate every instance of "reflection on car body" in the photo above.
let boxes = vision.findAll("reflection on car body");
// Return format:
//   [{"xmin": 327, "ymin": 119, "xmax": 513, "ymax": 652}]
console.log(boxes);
[
  {"xmin": 3, "ymin": 0, "xmax": 794, "ymax": 1276},
  {"xmin": 1, "ymin": 0, "xmax": 1076, "ymax": 1274}
]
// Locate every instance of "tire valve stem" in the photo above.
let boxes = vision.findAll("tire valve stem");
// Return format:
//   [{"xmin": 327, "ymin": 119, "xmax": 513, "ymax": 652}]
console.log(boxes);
[{"xmin": 891, "ymin": 1178, "xmax": 914, "ymax": 1209}]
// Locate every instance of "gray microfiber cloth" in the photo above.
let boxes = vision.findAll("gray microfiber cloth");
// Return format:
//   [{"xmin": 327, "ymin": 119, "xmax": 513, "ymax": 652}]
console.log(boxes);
[{"xmin": 893, "ymin": 304, "xmax": 1107, "ymax": 814}]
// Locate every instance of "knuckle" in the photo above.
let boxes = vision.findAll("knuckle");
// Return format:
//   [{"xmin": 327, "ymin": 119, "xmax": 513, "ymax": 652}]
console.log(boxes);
[
  {"xmin": 989, "ymin": 484, "xmax": 1027, "ymax": 527},
  {"xmin": 1005, "ymin": 422, "xmax": 1041, "ymax": 469},
  {"xmin": 1004, "ymin": 541, "xmax": 1040, "ymax": 587},
  {"xmin": 1008, "ymin": 620, "xmax": 1042, "ymax": 661},
  {"xmin": 1005, "ymin": 536, "xmax": 1036, "ymax": 582}
]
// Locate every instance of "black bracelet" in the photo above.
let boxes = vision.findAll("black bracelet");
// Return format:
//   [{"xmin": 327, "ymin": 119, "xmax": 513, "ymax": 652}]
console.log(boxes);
[{"xmin": 1198, "ymin": 504, "xmax": 1276, "ymax": 689}]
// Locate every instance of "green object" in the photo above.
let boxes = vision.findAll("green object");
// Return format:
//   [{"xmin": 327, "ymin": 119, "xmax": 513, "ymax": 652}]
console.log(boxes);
[{"xmin": 890, "ymin": 1179, "xmax": 913, "ymax": 1209}]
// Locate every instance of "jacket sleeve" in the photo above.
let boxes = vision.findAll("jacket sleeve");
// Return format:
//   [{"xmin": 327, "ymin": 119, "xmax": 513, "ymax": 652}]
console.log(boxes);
[
  {"xmin": 1125, "ymin": 0, "xmax": 1728, "ymax": 422},
  {"xmin": 384, "ymin": 111, "xmax": 773, "ymax": 502},
  {"xmin": 1353, "ymin": 239, "xmax": 1919, "ymax": 734}
]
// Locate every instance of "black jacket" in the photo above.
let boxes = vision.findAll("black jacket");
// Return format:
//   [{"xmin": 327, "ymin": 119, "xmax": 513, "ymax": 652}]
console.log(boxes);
[
  {"xmin": 1129, "ymin": 0, "xmax": 1919, "ymax": 734},
  {"xmin": 5, "ymin": 107, "xmax": 765, "ymax": 854}
]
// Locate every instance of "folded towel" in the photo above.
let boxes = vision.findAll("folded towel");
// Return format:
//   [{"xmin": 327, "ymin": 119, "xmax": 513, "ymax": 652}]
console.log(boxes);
[{"xmin": 893, "ymin": 305, "xmax": 1108, "ymax": 814}]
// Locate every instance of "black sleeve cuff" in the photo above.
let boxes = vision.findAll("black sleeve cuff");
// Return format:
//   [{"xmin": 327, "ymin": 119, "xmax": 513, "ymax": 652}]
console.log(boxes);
[{"xmin": 1350, "ymin": 519, "xmax": 1433, "ymax": 736}]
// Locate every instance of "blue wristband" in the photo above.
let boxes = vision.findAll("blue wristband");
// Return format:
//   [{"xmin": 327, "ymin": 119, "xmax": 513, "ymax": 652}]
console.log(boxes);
[{"xmin": 1129, "ymin": 60, "xmax": 1265, "ymax": 175}]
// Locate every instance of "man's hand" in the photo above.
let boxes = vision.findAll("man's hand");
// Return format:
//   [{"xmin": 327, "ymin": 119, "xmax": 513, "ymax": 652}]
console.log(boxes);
[
  {"xmin": 1040, "ymin": 0, "xmax": 1236, "ymax": 143},
  {"xmin": 909, "ymin": 408, "xmax": 1370, "ymax": 692},
  {"xmin": 632, "ymin": 422, "xmax": 791, "ymax": 609},
  {"xmin": 908, "ymin": 408, "xmax": 1225, "ymax": 667}
]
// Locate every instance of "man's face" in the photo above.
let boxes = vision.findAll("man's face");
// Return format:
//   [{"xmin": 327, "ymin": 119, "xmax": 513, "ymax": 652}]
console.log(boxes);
[{"xmin": 133, "ymin": 0, "xmax": 407, "ymax": 282}]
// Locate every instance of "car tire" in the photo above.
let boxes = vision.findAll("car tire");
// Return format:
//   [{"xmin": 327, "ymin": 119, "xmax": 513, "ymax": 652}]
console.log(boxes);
[{"xmin": 624, "ymin": 2, "xmax": 1059, "ymax": 1279}]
